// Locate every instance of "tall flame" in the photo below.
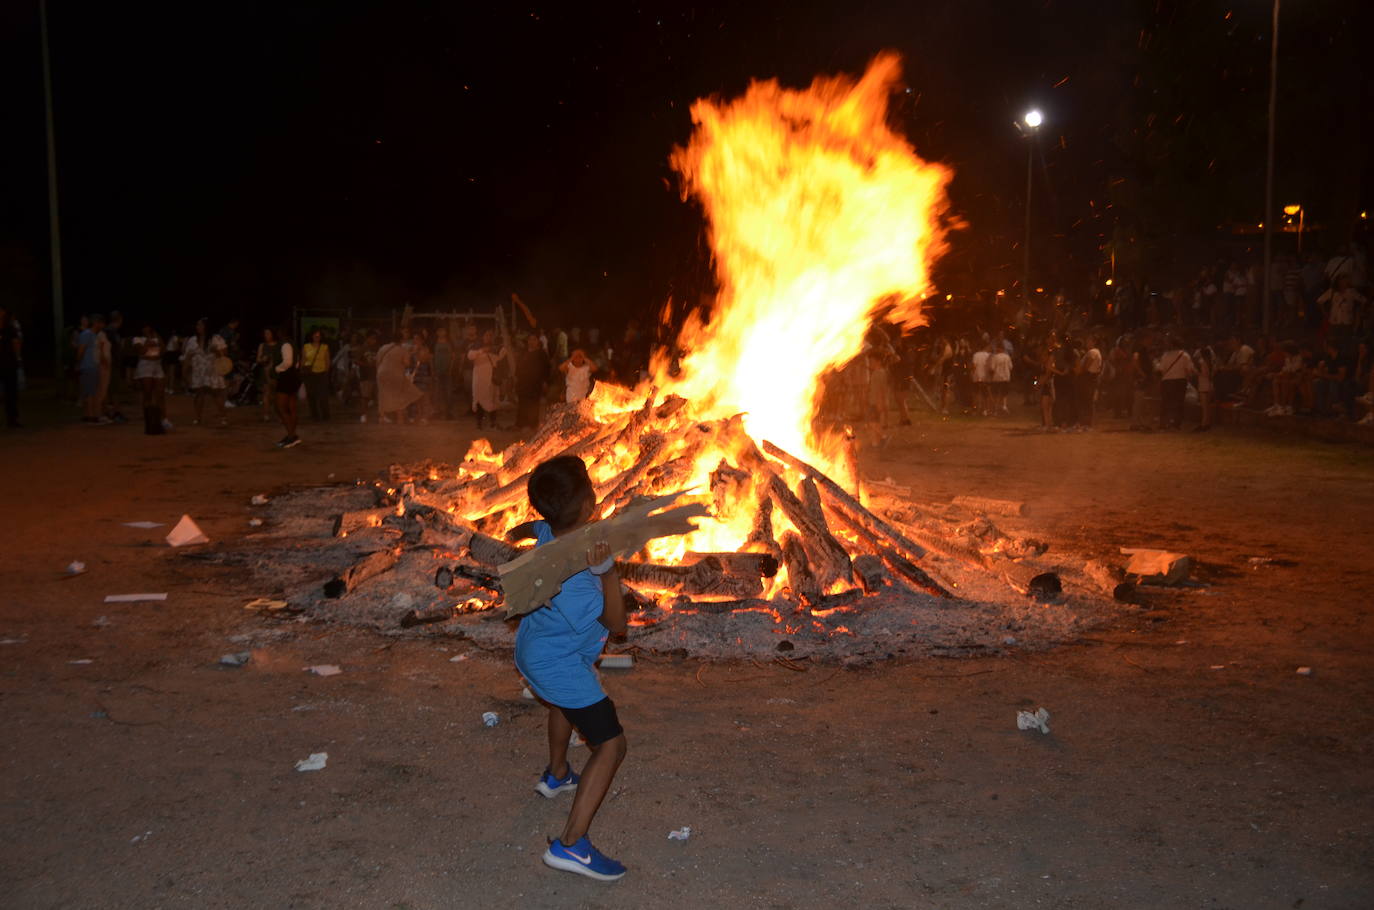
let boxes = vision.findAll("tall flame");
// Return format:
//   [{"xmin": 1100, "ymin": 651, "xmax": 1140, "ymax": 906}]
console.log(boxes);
[{"xmin": 660, "ymin": 52, "xmax": 952, "ymax": 466}]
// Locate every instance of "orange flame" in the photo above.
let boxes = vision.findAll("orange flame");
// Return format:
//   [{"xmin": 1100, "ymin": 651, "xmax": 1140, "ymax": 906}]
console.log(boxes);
[{"xmin": 659, "ymin": 52, "xmax": 952, "ymax": 466}]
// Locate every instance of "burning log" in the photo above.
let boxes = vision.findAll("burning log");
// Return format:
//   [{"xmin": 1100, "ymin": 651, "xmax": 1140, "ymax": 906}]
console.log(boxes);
[
  {"xmin": 779, "ymin": 531, "xmax": 821, "ymax": 605},
  {"xmin": 468, "ymin": 532, "xmax": 520, "ymax": 567},
  {"xmin": 766, "ymin": 473, "xmax": 853, "ymax": 590},
  {"xmin": 877, "ymin": 544, "xmax": 954, "ymax": 599},
  {"xmin": 761, "ymin": 440, "xmax": 930, "ymax": 563},
  {"xmin": 434, "ymin": 563, "xmax": 502, "ymax": 592},
  {"xmin": 323, "ymin": 547, "xmax": 401, "ymax": 598},
  {"xmin": 746, "ymin": 493, "xmax": 781, "ymax": 559},
  {"xmin": 852, "ymin": 553, "xmax": 892, "ymax": 594},
  {"xmin": 683, "ymin": 551, "xmax": 779, "ymax": 578},
  {"xmin": 620, "ymin": 558, "xmax": 764, "ymax": 599}
]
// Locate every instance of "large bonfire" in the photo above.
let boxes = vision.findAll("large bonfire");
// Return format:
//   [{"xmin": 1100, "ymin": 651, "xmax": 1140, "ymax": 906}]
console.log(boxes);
[
  {"xmin": 226, "ymin": 55, "xmax": 1114, "ymax": 660},
  {"xmin": 451, "ymin": 51, "xmax": 950, "ymax": 571}
]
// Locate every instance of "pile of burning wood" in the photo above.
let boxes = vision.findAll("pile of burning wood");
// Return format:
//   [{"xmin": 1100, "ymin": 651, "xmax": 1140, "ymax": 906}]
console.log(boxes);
[{"xmin": 305, "ymin": 387, "xmax": 1087, "ymax": 647}]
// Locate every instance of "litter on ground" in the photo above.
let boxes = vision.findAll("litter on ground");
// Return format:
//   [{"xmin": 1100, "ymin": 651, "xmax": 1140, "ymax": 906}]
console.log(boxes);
[
  {"xmin": 104, "ymin": 593, "xmax": 168, "ymax": 603},
  {"xmin": 294, "ymin": 752, "xmax": 328, "ymax": 772},
  {"xmin": 668, "ymin": 827, "xmax": 692, "ymax": 842},
  {"xmin": 1016, "ymin": 707, "xmax": 1051, "ymax": 734},
  {"xmin": 304, "ymin": 665, "xmax": 342, "ymax": 677},
  {"xmin": 166, "ymin": 515, "xmax": 210, "ymax": 547}
]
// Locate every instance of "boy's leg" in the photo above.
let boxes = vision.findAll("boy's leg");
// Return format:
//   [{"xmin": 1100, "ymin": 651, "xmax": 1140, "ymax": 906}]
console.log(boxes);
[
  {"xmin": 559, "ymin": 733, "xmax": 627, "ymax": 846},
  {"xmin": 547, "ymin": 707, "xmax": 573, "ymax": 779}
]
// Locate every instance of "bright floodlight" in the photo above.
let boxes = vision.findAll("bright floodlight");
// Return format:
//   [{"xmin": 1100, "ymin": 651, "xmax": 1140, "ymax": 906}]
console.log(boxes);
[{"xmin": 1024, "ymin": 109, "xmax": 1043, "ymax": 129}]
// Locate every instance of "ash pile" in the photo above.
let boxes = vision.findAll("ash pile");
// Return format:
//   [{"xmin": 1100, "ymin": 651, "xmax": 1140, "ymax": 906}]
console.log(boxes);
[{"xmin": 211, "ymin": 389, "xmax": 1122, "ymax": 661}]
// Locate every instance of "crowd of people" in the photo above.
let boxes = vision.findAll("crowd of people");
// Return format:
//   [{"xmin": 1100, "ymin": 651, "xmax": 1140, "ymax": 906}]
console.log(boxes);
[
  {"xmin": 48, "ymin": 306, "xmax": 655, "ymax": 447},
  {"xmin": 914, "ymin": 242, "xmax": 1372, "ymax": 432},
  {"xmin": 7, "ymin": 238, "xmax": 1369, "ymax": 443}
]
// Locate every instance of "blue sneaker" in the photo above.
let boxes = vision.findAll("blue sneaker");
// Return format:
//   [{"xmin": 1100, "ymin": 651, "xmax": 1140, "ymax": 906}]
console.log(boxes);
[
  {"xmin": 535, "ymin": 765, "xmax": 579, "ymax": 799},
  {"xmin": 542, "ymin": 835, "xmax": 626, "ymax": 881}
]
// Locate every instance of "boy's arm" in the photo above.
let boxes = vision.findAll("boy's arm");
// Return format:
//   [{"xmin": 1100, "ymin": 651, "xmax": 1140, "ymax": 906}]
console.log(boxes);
[
  {"xmin": 506, "ymin": 520, "xmax": 541, "ymax": 543},
  {"xmin": 588, "ymin": 540, "xmax": 626, "ymax": 636}
]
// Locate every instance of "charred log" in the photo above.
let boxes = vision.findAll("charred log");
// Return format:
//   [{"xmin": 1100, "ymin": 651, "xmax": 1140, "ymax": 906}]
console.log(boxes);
[{"xmin": 323, "ymin": 547, "xmax": 401, "ymax": 598}]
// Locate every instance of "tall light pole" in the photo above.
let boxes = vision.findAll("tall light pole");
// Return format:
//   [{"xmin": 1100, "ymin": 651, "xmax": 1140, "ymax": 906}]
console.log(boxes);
[
  {"xmin": 1021, "ymin": 109, "xmax": 1043, "ymax": 304},
  {"xmin": 40, "ymin": 0, "xmax": 65, "ymax": 388},
  {"xmin": 1261, "ymin": 0, "xmax": 1280, "ymax": 335}
]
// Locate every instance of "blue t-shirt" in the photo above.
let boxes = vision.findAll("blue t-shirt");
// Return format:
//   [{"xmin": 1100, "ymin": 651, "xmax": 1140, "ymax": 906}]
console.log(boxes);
[
  {"xmin": 77, "ymin": 329, "xmax": 99, "ymax": 371},
  {"xmin": 513, "ymin": 521, "xmax": 608, "ymax": 709}
]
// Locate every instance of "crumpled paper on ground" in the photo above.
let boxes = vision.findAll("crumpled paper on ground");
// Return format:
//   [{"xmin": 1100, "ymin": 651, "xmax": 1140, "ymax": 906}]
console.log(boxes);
[
  {"xmin": 295, "ymin": 752, "xmax": 328, "ymax": 772},
  {"xmin": 668, "ymin": 827, "xmax": 692, "ymax": 842},
  {"xmin": 1016, "ymin": 707, "xmax": 1051, "ymax": 734}
]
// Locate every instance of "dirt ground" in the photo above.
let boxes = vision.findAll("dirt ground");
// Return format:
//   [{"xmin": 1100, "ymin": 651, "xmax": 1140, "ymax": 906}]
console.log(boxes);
[{"xmin": 2, "ymin": 391, "xmax": 1372, "ymax": 909}]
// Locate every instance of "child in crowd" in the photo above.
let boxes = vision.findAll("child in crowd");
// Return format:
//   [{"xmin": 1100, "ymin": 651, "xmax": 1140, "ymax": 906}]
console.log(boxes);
[{"xmin": 514, "ymin": 455, "xmax": 629, "ymax": 881}]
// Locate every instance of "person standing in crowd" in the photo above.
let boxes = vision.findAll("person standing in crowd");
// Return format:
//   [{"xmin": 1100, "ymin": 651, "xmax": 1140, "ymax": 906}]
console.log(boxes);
[
  {"xmin": 134, "ymin": 324, "xmax": 168, "ymax": 435},
  {"xmin": 181, "ymin": 317, "xmax": 228, "ymax": 427},
  {"xmin": 1318, "ymin": 275, "xmax": 1366, "ymax": 342},
  {"xmin": 970, "ymin": 340, "xmax": 991, "ymax": 416},
  {"xmin": 458, "ymin": 322, "xmax": 480, "ymax": 404},
  {"xmin": 432, "ymin": 325, "xmax": 455, "ymax": 420},
  {"xmin": 0, "ymin": 306, "xmax": 22, "ymax": 428},
  {"xmin": 163, "ymin": 330, "xmax": 182, "ymax": 394},
  {"xmin": 561, "ymin": 348, "xmax": 594, "ymax": 403},
  {"xmin": 1193, "ymin": 344, "xmax": 1215, "ymax": 431},
  {"xmin": 1076, "ymin": 335, "xmax": 1102, "ymax": 428},
  {"xmin": 469, "ymin": 329, "xmax": 508, "ymax": 429},
  {"xmin": 1154, "ymin": 336, "xmax": 1195, "ymax": 430},
  {"xmin": 272, "ymin": 327, "xmax": 301, "ymax": 447},
  {"xmin": 409, "ymin": 330, "xmax": 434, "ymax": 424},
  {"xmin": 216, "ymin": 317, "xmax": 241, "ymax": 359},
  {"xmin": 1052, "ymin": 337, "xmax": 1079, "ymax": 428},
  {"xmin": 301, "ymin": 327, "xmax": 332, "ymax": 421},
  {"xmin": 987, "ymin": 337, "xmax": 1013, "ymax": 417},
  {"xmin": 75, "ymin": 315, "xmax": 103, "ymax": 423},
  {"xmin": 515, "ymin": 333, "xmax": 550, "ymax": 429},
  {"xmin": 1036, "ymin": 340, "xmax": 1056, "ymax": 431},
  {"xmin": 375, "ymin": 329, "xmax": 422, "ymax": 424},
  {"xmin": 256, "ymin": 327, "xmax": 280, "ymax": 422}
]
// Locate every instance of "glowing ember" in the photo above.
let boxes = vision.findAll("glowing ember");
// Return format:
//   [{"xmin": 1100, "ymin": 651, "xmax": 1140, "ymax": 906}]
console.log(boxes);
[{"xmin": 658, "ymin": 51, "xmax": 952, "ymax": 468}]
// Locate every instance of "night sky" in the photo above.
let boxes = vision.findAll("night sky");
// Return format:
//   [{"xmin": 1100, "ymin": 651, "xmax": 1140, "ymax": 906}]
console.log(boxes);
[{"xmin": 0, "ymin": 1, "xmax": 1368, "ymax": 359}]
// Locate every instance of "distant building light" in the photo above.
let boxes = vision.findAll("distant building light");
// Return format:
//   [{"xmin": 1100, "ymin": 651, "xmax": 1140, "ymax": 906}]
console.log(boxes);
[
  {"xmin": 1105, "ymin": 278, "xmax": 1114, "ymax": 286},
  {"xmin": 1035, "ymin": 287, "xmax": 1045, "ymax": 294},
  {"xmin": 1283, "ymin": 204, "xmax": 1301, "ymax": 216},
  {"xmin": 945, "ymin": 294, "xmax": 953, "ymax": 301}
]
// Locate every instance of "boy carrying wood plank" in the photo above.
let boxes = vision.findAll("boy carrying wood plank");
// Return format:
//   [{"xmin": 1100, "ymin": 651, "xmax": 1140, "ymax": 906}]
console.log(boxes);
[{"xmin": 513, "ymin": 455, "xmax": 629, "ymax": 881}]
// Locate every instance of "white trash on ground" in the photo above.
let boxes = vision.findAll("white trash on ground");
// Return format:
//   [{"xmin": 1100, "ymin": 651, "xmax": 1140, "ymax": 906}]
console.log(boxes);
[
  {"xmin": 104, "ymin": 593, "xmax": 167, "ymax": 603},
  {"xmin": 248, "ymin": 518, "xmax": 263, "ymax": 527},
  {"xmin": 220, "ymin": 652, "xmax": 251, "ymax": 667},
  {"xmin": 166, "ymin": 515, "xmax": 210, "ymax": 547},
  {"xmin": 305, "ymin": 665, "xmax": 342, "ymax": 677},
  {"xmin": 65, "ymin": 561, "xmax": 87, "ymax": 575},
  {"xmin": 482, "ymin": 711, "xmax": 500, "ymax": 727},
  {"xmin": 667, "ymin": 827, "xmax": 692, "ymax": 842},
  {"xmin": 122, "ymin": 521, "xmax": 164, "ymax": 529},
  {"xmin": 250, "ymin": 494, "xmax": 270, "ymax": 506},
  {"xmin": 294, "ymin": 752, "xmax": 328, "ymax": 772},
  {"xmin": 1016, "ymin": 707, "xmax": 1051, "ymax": 734},
  {"xmin": 1296, "ymin": 666, "xmax": 1313, "ymax": 676},
  {"xmin": 449, "ymin": 653, "xmax": 469, "ymax": 663}
]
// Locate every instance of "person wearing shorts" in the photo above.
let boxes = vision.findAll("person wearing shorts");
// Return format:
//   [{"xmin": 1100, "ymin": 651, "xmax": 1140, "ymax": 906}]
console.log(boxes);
[{"xmin": 513, "ymin": 455, "xmax": 629, "ymax": 881}]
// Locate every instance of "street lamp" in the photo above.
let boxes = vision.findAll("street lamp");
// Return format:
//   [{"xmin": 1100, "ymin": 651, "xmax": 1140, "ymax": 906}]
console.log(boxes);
[
  {"xmin": 1284, "ymin": 203, "xmax": 1304, "ymax": 252},
  {"xmin": 1021, "ymin": 110, "xmax": 1043, "ymax": 304}
]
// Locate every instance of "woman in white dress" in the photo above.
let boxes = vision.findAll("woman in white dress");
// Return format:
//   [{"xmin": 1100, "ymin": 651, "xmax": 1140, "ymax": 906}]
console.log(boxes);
[
  {"xmin": 134, "ymin": 324, "xmax": 168, "ymax": 435},
  {"xmin": 468, "ymin": 329, "xmax": 508, "ymax": 429},
  {"xmin": 560, "ymin": 348, "xmax": 593, "ymax": 403},
  {"xmin": 181, "ymin": 318, "xmax": 228, "ymax": 426}
]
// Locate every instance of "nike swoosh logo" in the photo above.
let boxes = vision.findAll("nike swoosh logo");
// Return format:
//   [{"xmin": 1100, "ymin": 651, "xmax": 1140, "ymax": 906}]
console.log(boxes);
[{"xmin": 568, "ymin": 851, "xmax": 592, "ymax": 865}]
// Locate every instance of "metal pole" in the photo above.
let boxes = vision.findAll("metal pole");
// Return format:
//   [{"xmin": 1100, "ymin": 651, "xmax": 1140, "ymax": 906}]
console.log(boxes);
[
  {"xmin": 40, "ymin": 0, "xmax": 66, "ymax": 390},
  {"xmin": 1261, "ymin": 0, "xmax": 1280, "ymax": 336},
  {"xmin": 1023, "ymin": 135, "xmax": 1034, "ymax": 302}
]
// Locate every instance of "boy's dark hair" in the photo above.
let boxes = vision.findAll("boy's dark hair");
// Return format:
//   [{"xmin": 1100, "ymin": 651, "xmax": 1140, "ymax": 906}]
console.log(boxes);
[{"xmin": 528, "ymin": 456, "xmax": 594, "ymax": 531}]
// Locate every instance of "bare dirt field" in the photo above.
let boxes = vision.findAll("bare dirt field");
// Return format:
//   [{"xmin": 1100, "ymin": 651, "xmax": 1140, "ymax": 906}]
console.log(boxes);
[{"xmin": 2, "ymin": 392, "xmax": 1372, "ymax": 909}]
